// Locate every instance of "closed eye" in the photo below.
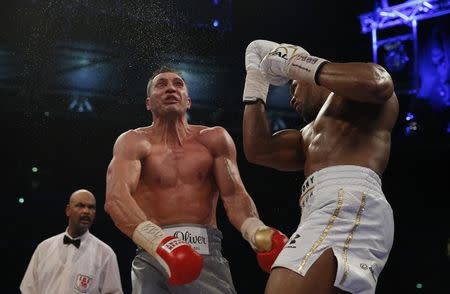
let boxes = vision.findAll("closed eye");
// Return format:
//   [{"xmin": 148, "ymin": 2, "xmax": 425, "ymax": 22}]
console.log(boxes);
[
  {"xmin": 155, "ymin": 79, "xmax": 168, "ymax": 88},
  {"xmin": 173, "ymin": 78, "xmax": 185, "ymax": 88}
]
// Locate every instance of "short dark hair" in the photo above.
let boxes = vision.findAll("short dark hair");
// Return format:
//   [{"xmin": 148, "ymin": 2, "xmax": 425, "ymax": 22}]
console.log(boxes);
[{"xmin": 146, "ymin": 66, "xmax": 185, "ymax": 96}]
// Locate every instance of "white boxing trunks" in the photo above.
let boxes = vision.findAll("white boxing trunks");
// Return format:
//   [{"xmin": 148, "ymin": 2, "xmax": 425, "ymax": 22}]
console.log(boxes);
[{"xmin": 272, "ymin": 165, "xmax": 394, "ymax": 294}]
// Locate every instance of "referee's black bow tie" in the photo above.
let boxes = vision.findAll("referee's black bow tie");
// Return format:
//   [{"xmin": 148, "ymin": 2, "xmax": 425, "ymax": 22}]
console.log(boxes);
[{"xmin": 63, "ymin": 235, "xmax": 81, "ymax": 248}]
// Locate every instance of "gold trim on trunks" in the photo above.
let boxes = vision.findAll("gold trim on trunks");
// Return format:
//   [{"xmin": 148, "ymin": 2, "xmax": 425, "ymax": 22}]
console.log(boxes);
[
  {"xmin": 298, "ymin": 188, "xmax": 345, "ymax": 273},
  {"xmin": 340, "ymin": 191, "xmax": 367, "ymax": 285}
]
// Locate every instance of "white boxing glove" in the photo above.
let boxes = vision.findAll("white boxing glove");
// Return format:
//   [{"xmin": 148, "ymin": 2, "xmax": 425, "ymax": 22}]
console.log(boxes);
[
  {"xmin": 243, "ymin": 40, "xmax": 279, "ymax": 104},
  {"xmin": 261, "ymin": 43, "xmax": 329, "ymax": 86}
]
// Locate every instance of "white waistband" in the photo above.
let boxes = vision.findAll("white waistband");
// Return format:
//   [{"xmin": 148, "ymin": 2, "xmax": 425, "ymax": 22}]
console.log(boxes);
[
  {"xmin": 162, "ymin": 225, "xmax": 210, "ymax": 255},
  {"xmin": 301, "ymin": 165, "xmax": 382, "ymax": 199}
]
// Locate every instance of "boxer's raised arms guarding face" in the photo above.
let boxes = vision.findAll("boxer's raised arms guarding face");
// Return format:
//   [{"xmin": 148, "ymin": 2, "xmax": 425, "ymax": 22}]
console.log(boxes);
[{"xmin": 242, "ymin": 40, "xmax": 398, "ymax": 294}]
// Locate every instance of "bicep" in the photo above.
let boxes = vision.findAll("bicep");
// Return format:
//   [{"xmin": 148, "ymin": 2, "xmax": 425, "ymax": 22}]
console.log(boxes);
[
  {"xmin": 381, "ymin": 93, "xmax": 399, "ymax": 131},
  {"xmin": 210, "ymin": 130, "xmax": 247, "ymax": 197},
  {"xmin": 213, "ymin": 143, "xmax": 257, "ymax": 223},
  {"xmin": 319, "ymin": 62, "xmax": 394, "ymax": 104},
  {"xmin": 106, "ymin": 132, "xmax": 145, "ymax": 197},
  {"xmin": 213, "ymin": 154, "xmax": 247, "ymax": 198},
  {"xmin": 106, "ymin": 156, "xmax": 141, "ymax": 196},
  {"xmin": 248, "ymin": 129, "xmax": 305, "ymax": 171}
]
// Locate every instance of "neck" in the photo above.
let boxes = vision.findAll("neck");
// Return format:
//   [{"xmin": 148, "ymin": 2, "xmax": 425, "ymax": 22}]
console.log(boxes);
[
  {"xmin": 151, "ymin": 115, "xmax": 191, "ymax": 146},
  {"xmin": 67, "ymin": 227, "xmax": 86, "ymax": 238}
]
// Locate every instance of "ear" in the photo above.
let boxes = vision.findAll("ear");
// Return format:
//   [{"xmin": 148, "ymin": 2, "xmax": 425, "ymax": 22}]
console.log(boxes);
[
  {"xmin": 187, "ymin": 96, "xmax": 192, "ymax": 109},
  {"xmin": 145, "ymin": 97, "xmax": 151, "ymax": 111},
  {"xmin": 65, "ymin": 205, "xmax": 70, "ymax": 217}
]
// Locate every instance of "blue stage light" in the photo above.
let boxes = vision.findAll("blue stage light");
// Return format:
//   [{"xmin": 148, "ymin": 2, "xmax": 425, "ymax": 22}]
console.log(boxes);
[{"xmin": 406, "ymin": 112, "xmax": 415, "ymax": 121}]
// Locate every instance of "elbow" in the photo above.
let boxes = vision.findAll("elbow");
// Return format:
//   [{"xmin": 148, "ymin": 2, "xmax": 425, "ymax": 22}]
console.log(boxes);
[
  {"xmin": 104, "ymin": 192, "xmax": 118, "ymax": 216},
  {"xmin": 243, "ymin": 143, "xmax": 264, "ymax": 165},
  {"xmin": 244, "ymin": 150, "xmax": 280, "ymax": 170},
  {"xmin": 368, "ymin": 63, "xmax": 394, "ymax": 103},
  {"xmin": 104, "ymin": 201, "xmax": 112, "ymax": 216},
  {"xmin": 104, "ymin": 198, "xmax": 113, "ymax": 216},
  {"xmin": 245, "ymin": 154, "xmax": 261, "ymax": 166}
]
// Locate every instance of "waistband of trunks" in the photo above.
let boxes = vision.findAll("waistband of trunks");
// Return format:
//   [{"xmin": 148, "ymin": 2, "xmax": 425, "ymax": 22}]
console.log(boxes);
[
  {"xmin": 300, "ymin": 165, "xmax": 382, "ymax": 200},
  {"xmin": 137, "ymin": 223, "xmax": 223, "ymax": 256}
]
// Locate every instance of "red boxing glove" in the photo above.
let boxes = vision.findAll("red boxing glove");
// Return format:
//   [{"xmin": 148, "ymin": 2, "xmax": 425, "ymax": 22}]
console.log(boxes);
[
  {"xmin": 156, "ymin": 236, "xmax": 203, "ymax": 285},
  {"xmin": 255, "ymin": 229, "xmax": 288, "ymax": 273}
]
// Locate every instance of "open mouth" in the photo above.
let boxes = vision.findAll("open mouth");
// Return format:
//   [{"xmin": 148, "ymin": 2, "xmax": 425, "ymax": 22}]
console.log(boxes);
[
  {"xmin": 164, "ymin": 94, "xmax": 179, "ymax": 103},
  {"xmin": 80, "ymin": 217, "xmax": 91, "ymax": 224}
]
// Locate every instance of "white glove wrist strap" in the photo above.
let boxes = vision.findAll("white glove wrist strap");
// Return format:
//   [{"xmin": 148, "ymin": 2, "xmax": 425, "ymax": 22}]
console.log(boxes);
[
  {"xmin": 287, "ymin": 55, "xmax": 329, "ymax": 85},
  {"xmin": 243, "ymin": 70, "xmax": 269, "ymax": 104},
  {"xmin": 132, "ymin": 221, "xmax": 166, "ymax": 255},
  {"xmin": 240, "ymin": 217, "xmax": 267, "ymax": 249}
]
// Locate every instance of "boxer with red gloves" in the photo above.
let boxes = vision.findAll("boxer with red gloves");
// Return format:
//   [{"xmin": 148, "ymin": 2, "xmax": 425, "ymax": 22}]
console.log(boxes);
[
  {"xmin": 241, "ymin": 217, "xmax": 288, "ymax": 273},
  {"xmin": 106, "ymin": 65, "xmax": 288, "ymax": 294},
  {"xmin": 132, "ymin": 221, "xmax": 203, "ymax": 285}
]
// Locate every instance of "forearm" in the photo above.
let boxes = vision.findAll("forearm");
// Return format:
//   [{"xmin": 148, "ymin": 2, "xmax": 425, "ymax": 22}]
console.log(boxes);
[
  {"xmin": 317, "ymin": 62, "xmax": 394, "ymax": 104},
  {"xmin": 222, "ymin": 192, "xmax": 259, "ymax": 232},
  {"xmin": 259, "ymin": 42, "xmax": 394, "ymax": 104},
  {"xmin": 226, "ymin": 194, "xmax": 284, "ymax": 254},
  {"xmin": 105, "ymin": 184, "xmax": 148, "ymax": 238},
  {"xmin": 243, "ymin": 102, "xmax": 275, "ymax": 161}
]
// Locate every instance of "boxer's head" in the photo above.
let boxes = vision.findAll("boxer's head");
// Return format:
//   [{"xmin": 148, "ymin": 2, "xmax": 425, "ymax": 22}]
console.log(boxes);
[
  {"xmin": 290, "ymin": 80, "xmax": 330, "ymax": 123},
  {"xmin": 146, "ymin": 66, "xmax": 192, "ymax": 118}
]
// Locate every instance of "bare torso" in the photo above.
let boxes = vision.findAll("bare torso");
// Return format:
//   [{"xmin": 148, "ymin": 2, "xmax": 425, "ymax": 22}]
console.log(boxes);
[
  {"xmin": 301, "ymin": 93, "xmax": 398, "ymax": 177},
  {"xmin": 133, "ymin": 125, "xmax": 219, "ymax": 227}
]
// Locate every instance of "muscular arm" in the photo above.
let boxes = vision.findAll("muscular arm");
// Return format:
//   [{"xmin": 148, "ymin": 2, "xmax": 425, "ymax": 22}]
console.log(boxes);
[
  {"xmin": 105, "ymin": 131, "xmax": 149, "ymax": 238},
  {"xmin": 201, "ymin": 127, "xmax": 260, "ymax": 231},
  {"xmin": 243, "ymin": 101, "xmax": 305, "ymax": 171},
  {"xmin": 318, "ymin": 62, "xmax": 399, "ymax": 132},
  {"xmin": 317, "ymin": 62, "xmax": 395, "ymax": 104}
]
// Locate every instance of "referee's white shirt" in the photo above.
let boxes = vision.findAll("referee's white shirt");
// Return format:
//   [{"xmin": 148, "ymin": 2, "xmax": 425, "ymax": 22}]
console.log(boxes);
[{"xmin": 20, "ymin": 230, "xmax": 123, "ymax": 294}]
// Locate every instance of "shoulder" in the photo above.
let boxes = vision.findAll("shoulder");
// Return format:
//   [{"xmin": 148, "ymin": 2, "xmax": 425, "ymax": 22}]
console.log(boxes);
[
  {"xmin": 199, "ymin": 126, "xmax": 230, "ymax": 138},
  {"xmin": 379, "ymin": 92, "xmax": 399, "ymax": 130},
  {"xmin": 88, "ymin": 234, "xmax": 117, "ymax": 257},
  {"xmin": 113, "ymin": 128, "xmax": 151, "ymax": 156},
  {"xmin": 35, "ymin": 233, "xmax": 63, "ymax": 252},
  {"xmin": 197, "ymin": 126, "xmax": 235, "ymax": 157},
  {"xmin": 115, "ymin": 127, "xmax": 149, "ymax": 145}
]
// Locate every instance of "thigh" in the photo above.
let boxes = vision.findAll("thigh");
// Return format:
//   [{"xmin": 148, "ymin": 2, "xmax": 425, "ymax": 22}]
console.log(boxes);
[
  {"xmin": 131, "ymin": 254, "xmax": 170, "ymax": 294},
  {"xmin": 171, "ymin": 255, "xmax": 236, "ymax": 294},
  {"xmin": 265, "ymin": 249, "xmax": 349, "ymax": 294}
]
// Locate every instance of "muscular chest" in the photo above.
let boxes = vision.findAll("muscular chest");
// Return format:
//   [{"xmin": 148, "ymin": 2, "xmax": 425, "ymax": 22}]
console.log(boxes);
[
  {"xmin": 302, "ymin": 117, "xmax": 349, "ymax": 154},
  {"xmin": 142, "ymin": 143, "xmax": 213, "ymax": 187}
]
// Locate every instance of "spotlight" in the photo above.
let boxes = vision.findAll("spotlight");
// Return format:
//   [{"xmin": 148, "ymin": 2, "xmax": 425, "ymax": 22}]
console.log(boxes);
[
  {"xmin": 68, "ymin": 96, "xmax": 93, "ymax": 113},
  {"xmin": 383, "ymin": 42, "xmax": 410, "ymax": 72},
  {"xmin": 212, "ymin": 19, "xmax": 219, "ymax": 28},
  {"xmin": 405, "ymin": 112, "xmax": 415, "ymax": 121},
  {"xmin": 405, "ymin": 121, "xmax": 418, "ymax": 136}
]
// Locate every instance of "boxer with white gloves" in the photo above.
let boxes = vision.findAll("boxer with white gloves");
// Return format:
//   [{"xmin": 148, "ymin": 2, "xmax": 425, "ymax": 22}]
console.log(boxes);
[
  {"xmin": 260, "ymin": 43, "xmax": 329, "ymax": 86},
  {"xmin": 242, "ymin": 39, "xmax": 398, "ymax": 293},
  {"xmin": 243, "ymin": 40, "xmax": 328, "ymax": 104},
  {"xmin": 242, "ymin": 39, "xmax": 278, "ymax": 105}
]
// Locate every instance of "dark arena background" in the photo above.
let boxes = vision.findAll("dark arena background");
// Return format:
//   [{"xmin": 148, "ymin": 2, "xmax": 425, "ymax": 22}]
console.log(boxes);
[{"xmin": 2, "ymin": 0, "xmax": 449, "ymax": 293}]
